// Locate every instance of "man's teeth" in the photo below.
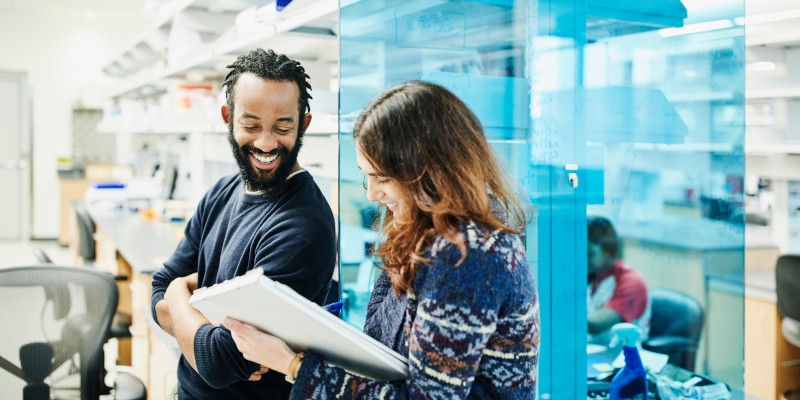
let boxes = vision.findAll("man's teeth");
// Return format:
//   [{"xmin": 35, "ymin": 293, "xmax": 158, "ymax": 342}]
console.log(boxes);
[{"xmin": 253, "ymin": 152, "xmax": 278, "ymax": 164}]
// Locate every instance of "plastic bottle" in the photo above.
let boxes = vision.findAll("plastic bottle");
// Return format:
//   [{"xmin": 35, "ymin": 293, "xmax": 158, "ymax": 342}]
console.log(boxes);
[{"xmin": 609, "ymin": 323, "xmax": 648, "ymax": 400}]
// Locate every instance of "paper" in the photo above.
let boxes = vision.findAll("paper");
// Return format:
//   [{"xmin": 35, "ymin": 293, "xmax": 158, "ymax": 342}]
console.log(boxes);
[
  {"xmin": 612, "ymin": 346, "xmax": 669, "ymax": 373},
  {"xmin": 189, "ymin": 268, "xmax": 408, "ymax": 382}
]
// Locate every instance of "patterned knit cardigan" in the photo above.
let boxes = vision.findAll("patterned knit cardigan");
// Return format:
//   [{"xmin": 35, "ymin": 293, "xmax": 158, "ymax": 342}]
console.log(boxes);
[{"xmin": 290, "ymin": 221, "xmax": 540, "ymax": 399}]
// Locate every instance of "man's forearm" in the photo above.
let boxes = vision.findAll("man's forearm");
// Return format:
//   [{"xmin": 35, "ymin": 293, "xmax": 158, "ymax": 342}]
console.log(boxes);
[
  {"xmin": 165, "ymin": 278, "xmax": 211, "ymax": 374},
  {"xmin": 154, "ymin": 299, "xmax": 175, "ymax": 336}
]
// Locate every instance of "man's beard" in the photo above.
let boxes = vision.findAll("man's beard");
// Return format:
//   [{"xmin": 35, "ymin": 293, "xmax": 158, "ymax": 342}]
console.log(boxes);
[{"xmin": 227, "ymin": 131, "xmax": 303, "ymax": 198}]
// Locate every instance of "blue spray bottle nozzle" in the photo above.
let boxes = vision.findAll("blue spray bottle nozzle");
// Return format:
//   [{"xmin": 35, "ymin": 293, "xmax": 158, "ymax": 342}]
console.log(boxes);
[{"xmin": 611, "ymin": 323, "xmax": 641, "ymax": 347}]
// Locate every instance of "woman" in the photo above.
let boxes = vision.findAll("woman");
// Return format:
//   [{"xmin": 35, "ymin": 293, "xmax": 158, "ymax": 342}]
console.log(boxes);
[{"xmin": 225, "ymin": 80, "xmax": 540, "ymax": 399}]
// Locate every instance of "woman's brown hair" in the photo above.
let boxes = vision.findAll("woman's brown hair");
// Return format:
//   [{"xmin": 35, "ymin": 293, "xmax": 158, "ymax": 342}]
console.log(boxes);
[{"xmin": 353, "ymin": 80, "xmax": 531, "ymax": 296}]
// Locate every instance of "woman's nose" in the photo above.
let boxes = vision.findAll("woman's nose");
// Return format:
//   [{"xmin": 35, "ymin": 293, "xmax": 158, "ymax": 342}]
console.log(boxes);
[{"xmin": 365, "ymin": 181, "xmax": 380, "ymax": 202}]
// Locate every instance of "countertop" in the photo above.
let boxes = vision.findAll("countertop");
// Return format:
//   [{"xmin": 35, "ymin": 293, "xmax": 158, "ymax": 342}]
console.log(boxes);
[{"xmin": 88, "ymin": 205, "xmax": 185, "ymax": 274}]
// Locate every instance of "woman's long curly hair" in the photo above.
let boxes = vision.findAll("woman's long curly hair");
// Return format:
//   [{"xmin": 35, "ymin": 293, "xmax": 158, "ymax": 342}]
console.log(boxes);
[{"xmin": 353, "ymin": 80, "xmax": 532, "ymax": 296}]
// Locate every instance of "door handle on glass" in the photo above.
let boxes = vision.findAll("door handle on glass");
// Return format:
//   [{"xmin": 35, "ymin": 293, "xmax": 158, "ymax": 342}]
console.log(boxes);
[{"xmin": 565, "ymin": 164, "xmax": 578, "ymax": 188}]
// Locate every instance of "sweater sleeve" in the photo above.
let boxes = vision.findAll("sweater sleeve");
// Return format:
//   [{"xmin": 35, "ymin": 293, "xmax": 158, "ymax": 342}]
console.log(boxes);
[
  {"xmin": 150, "ymin": 201, "xmax": 204, "ymax": 327},
  {"xmin": 289, "ymin": 246, "xmax": 503, "ymax": 400},
  {"xmin": 193, "ymin": 324, "xmax": 263, "ymax": 389}
]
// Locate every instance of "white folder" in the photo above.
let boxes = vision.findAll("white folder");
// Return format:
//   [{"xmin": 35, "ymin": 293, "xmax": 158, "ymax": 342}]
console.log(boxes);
[{"xmin": 189, "ymin": 268, "xmax": 409, "ymax": 382}]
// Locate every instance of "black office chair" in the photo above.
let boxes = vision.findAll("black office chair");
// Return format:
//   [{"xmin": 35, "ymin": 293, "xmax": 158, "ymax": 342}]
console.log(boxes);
[
  {"xmin": 0, "ymin": 266, "xmax": 145, "ymax": 400},
  {"xmin": 72, "ymin": 202, "xmax": 134, "ymax": 340},
  {"xmin": 31, "ymin": 246, "xmax": 53, "ymax": 264},
  {"xmin": 72, "ymin": 202, "xmax": 99, "ymax": 267},
  {"xmin": 776, "ymin": 255, "xmax": 800, "ymax": 399},
  {"xmin": 642, "ymin": 288, "xmax": 704, "ymax": 372}
]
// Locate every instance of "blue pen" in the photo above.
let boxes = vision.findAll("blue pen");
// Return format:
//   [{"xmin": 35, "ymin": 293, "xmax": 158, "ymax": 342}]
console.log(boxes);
[{"xmin": 323, "ymin": 301, "xmax": 343, "ymax": 313}]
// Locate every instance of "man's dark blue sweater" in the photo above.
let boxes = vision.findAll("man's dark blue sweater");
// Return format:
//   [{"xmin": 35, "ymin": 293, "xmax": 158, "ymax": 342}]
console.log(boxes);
[{"xmin": 151, "ymin": 171, "xmax": 336, "ymax": 399}]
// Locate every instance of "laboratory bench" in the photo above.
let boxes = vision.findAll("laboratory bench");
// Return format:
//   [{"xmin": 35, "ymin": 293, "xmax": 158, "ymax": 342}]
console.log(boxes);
[{"xmin": 83, "ymin": 204, "xmax": 184, "ymax": 399}]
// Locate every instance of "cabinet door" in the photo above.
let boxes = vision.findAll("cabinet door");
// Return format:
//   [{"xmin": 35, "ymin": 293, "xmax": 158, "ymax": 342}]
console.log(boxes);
[{"xmin": 745, "ymin": 296, "xmax": 776, "ymax": 399}]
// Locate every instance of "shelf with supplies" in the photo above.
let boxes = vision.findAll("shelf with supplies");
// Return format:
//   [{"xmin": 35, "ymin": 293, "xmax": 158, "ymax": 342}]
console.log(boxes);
[{"xmin": 102, "ymin": 0, "xmax": 338, "ymax": 99}]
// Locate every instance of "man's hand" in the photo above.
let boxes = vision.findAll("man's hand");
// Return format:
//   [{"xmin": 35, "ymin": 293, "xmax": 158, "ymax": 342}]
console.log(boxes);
[
  {"xmin": 248, "ymin": 365, "xmax": 269, "ymax": 381},
  {"xmin": 184, "ymin": 272, "xmax": 199, "ymax": 292},
  {"xmin": 155, "ymin": 273, "xmax": 199, "ymax": 336}
]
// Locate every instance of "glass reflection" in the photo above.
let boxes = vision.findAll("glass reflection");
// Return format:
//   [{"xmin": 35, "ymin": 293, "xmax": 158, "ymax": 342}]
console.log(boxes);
[
  {"xmin": 579, "ymin": 0, "xmax": 745, "ymax": 390},
  {"xmin": 339, "ymin": 0, "xmax": 745, "ymax": 395}
]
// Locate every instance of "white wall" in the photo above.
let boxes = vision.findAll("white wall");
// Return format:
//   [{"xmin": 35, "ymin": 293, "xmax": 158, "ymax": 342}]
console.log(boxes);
[{"xmin": 0, "ymin": 11, "xmax": 141, "ymax": 238}]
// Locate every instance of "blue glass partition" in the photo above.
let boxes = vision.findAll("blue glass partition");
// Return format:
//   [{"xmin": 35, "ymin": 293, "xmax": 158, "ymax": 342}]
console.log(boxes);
[{"xmin": 339, "ymin": 0, "xmax": 745, "ymax": 396}]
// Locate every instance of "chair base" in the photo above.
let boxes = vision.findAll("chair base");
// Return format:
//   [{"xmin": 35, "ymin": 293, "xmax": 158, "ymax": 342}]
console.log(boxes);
[{"xmin": 114, "ymin": 372, "xmax": 147, "ymax": 400}]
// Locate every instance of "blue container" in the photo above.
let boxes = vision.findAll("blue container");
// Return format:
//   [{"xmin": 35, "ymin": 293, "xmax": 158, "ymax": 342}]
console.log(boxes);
[{"xmin": 609, "ymin": 323, "xmax": 648, "ymax": 400}]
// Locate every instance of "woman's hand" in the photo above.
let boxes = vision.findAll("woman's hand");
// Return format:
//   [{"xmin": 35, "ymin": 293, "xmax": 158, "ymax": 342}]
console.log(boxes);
[{"xmin": 225, "ymin": 317, "xmax": 298, "ymax": 377}]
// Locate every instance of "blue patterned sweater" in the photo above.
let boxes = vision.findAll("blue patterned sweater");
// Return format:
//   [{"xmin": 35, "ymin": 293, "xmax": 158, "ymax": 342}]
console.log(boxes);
[{"xmin": 290, "ymin": 221, "xmax": 540, "ymax": 399}]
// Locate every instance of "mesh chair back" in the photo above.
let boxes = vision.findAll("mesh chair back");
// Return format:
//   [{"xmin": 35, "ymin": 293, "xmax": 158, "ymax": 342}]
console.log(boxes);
[
  {"xmin": 0, "ymin": 266, "xmax": 117, "ymax": 400},
  {"xmin": 777, "ymin": 255, "xmax": 800, "ymax": 322}
]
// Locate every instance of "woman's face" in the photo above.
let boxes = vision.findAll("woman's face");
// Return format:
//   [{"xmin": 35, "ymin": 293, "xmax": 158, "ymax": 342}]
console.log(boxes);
[{"xmin": 355, "ymin": 144, "xmax": 405, "ymax": 217}]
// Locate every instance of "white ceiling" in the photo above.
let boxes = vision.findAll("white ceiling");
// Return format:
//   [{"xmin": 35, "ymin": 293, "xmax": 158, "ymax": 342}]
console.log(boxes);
[
  {"xmin": 1, "ymin": 0, "xmax": 798, "ymax": 31},
  {"xmin": 0, "ymin": 0, "xmax": 147, "ymax": 23}
]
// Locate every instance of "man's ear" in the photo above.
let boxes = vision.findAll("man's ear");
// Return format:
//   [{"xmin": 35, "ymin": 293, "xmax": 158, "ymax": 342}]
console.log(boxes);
[
  {"xmin": 301, "ymin": 112, "xmax": 312, "ymax": 133},
  {"xmin": 221, "ymin": 104, "xmax": 230, "ymax": 125}
]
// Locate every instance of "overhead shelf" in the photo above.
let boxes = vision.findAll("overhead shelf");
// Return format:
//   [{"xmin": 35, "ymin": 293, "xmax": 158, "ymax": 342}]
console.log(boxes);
[
  {"xmin": 746, "ymin": 87, "xmax": 800, "ymax": 100},
  {"xmin": 746, "ymin": 141, "xmax": 800, "ymax": 155},
  {"xmin": 103, "ymin": 0, "xmax": 338, "ymax": 99}
]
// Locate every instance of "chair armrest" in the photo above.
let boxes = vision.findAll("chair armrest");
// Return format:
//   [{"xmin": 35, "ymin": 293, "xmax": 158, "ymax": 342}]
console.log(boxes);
[{"xmin": 642, "ymin": 336, "xmax": 699, "ymax": 353}]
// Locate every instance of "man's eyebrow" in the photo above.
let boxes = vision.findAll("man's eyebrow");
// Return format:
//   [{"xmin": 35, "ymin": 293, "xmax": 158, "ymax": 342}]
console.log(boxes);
[
  {"xmin": 240, "ymin": 112, "xmax": 260, "ymax": 120},
  {"xmin": 276, "ymin": 117, "xmax": 295, "ymax": 123}
]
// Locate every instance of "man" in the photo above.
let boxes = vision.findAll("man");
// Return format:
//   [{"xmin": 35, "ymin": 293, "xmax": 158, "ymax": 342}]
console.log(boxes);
[
  {"xmin": 151, "ymin": 48, "xmax": 336, "ymax": 399},
  {"xmin": 587, "ymin": 216, "xmax": 649, "ymax": 346}
]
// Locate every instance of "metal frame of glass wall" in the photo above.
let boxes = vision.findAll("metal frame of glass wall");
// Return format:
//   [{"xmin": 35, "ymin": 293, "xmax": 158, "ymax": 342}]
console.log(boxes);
[{"xmin": 338, "ymin": 0, "xmax": 745, "ymax": 397}]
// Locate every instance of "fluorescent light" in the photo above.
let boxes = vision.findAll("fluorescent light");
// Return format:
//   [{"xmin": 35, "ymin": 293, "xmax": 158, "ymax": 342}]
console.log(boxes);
[
  {"xmin": 659, "ymin": 19, "xmax": 734, "ymax": 37},
  {"xmin": 751, "ymin": 61, "xmax": 776, "ymax": 71}
]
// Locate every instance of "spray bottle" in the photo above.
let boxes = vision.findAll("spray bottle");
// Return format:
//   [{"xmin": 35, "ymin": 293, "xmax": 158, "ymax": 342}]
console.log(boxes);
[{"xmin": 609, "ymin": 323, "xmax": 648, "ymax": 400}]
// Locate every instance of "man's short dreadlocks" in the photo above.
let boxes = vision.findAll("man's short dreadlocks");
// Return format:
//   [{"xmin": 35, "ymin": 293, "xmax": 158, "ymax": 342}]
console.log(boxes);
[{"xmin": 222, "ymin": 49, "xmax": 313, "ymax": 131}]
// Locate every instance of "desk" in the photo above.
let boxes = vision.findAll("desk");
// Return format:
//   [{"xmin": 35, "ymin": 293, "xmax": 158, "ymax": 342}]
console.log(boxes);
[
  {"xmin": 87, "ymin": 206, "xmax": 184, "ymax": 399},
  {"xmin": 745, "ymin": 269, "xmax": 800, "ymax": 400},
  {"xmin": 619, "ymin": 216, "xmax": 744, "ymax": 384}
]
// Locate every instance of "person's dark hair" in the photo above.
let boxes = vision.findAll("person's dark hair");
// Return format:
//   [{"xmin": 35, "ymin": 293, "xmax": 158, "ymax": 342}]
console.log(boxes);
[
  {"xmin": 588, "ymin": 216, "xmax": 620, "ymax": 259},
  {"xmin": 222, "ymin": 48, "xmax": 312, "ymax": 133},
  {"xmin": 354, "ymin": 80, "xmax": 532, "ymax": 296}
]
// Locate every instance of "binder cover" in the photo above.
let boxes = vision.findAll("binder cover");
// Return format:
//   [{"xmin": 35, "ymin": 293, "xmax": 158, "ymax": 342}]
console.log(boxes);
[{"xmin": 189, "ymin": 268, "xmax": 408, "ymax": 381}]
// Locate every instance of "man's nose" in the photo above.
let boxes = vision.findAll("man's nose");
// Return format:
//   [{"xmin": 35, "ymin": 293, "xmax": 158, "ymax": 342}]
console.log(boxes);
[{"xmin": 252, "ymin": 131, "xmax": 278, "ymax": 151}]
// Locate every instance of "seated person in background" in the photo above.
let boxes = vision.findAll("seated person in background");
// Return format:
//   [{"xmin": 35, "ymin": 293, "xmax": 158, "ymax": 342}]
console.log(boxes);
[
  {"xmin": 226, "ymin": 80, "xmax": 540, "ymax": 399},
  {"xmin": 587, "ymin": 216, "xmax": 649, "ymax": 346}
]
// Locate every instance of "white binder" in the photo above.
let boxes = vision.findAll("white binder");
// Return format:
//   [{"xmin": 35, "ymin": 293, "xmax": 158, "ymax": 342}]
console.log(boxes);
[{"xmin": 189, "ymin": 268, "xmax": 408, "ymax": 382}]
